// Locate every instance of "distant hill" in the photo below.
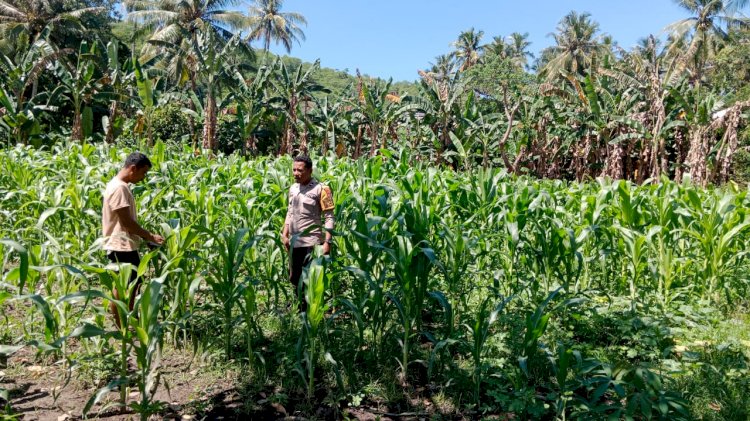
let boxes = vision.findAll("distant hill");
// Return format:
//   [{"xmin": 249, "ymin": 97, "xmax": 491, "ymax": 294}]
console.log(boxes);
[
  {"xmin": 256, "ymin": 51, "xmax": 421, "ymax": 98},
  {"xmin": 111, "ymin": 21, "xmax": 420, "ymax": 98}
]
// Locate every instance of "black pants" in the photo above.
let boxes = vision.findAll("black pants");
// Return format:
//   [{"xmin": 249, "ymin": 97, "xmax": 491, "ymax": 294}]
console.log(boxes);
[
  {"xmin": 289, "ymin": 246, "xmax": 314, "ymax": 312},
  {"xmin": 107, "ymin": 250, "xmax": 141, "ymax": 285}
]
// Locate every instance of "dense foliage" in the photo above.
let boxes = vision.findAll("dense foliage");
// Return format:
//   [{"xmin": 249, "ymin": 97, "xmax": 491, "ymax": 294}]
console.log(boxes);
[
  {"xmin": 1, "ymin": 144, "xmax": 749, "ymax": 418},
  {"xmin": 1, "ymin": 1, "xmax": 750, "ymax": 185}
]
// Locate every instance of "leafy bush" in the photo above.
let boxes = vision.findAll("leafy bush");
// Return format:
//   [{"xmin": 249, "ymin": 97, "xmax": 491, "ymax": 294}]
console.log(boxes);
[{"xmin": 151, "ymin": 103, "xmax": 192, "ymax": 144}]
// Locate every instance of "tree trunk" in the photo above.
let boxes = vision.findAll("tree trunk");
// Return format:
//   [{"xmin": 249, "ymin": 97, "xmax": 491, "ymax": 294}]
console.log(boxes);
[
  {"xmin": 299, "ymin": 129, "xmax": 309, "ymax": 155},
  {"xmin": 105, "ymin": 101, "xmax": 119, "ymax": 144},
  {"xmin": 369, "ymin": 124, "xmax": 379, "ymax": 157},
  {"xmin": 354, "ymin": 125, "xmax": 363, "ymax": 159},
  {"xmin": 685, "ymin": 126, "xmax": 708, "ymax": 186},
  {"xmin": 202, "ymin": 92, "xmax": 217, "ymax": 150},
  {"xmin": 71, "ymin": 108, "xmax": 83, "ymax": 142}
]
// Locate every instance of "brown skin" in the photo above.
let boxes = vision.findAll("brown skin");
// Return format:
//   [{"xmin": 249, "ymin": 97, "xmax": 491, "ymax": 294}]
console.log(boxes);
[
  {"xmin": 109, "ymin": 164, "xmax": 164, "ymax": 329},
  {"xmin": 281, "ymin": 161, "xmax": 331, "ymax": 254}
]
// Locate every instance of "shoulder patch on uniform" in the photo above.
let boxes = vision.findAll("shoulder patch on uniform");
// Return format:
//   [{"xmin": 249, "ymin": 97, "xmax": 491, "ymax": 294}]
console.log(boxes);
[{"xmin": 320, "ymin": 185, "xmax": 334, "ymax": 211}]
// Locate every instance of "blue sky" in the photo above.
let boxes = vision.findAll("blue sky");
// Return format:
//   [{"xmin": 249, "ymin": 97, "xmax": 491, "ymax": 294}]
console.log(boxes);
[{"xmin": 260, "ymin": 0, "xmax": 692, "ymax": 82}]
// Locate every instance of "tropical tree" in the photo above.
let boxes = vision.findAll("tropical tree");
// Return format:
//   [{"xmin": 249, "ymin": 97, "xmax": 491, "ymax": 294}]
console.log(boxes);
[
  {"xmin": 246, "ymin": 0, "xmax": 306, "ymax": 53},
  {"xmin": 0, "ymin": 0, "xmax": 104, "ymax": 50},
  {"xmin": 414, "ymin": 70, "xmax": 469, "ymax": 163},
  {"xmin": 269, "ymin": 59, "xmax": 327, "ymax": 155},
  {"xmin": 426, "ymin": 54, "xmax": 457, "ymax": 81},
  {"xmin": 312, "ymin": 94, "xmax": 347, "ymax": 156},
  {"xmin": 56, "ymin": 40, "xmax": 105, "ymax": 141},
  {"xmin": 0, "ymin": 27, "xmax": 68, "ymax": 145},
  {"xmin": 507, "ymin": 32, "xmax": 533, "ymax": 68},
  {"xmin": 540, "ymin": 11, "xmax": 608, "ymax": 80},
  {"xmin": 485, "ymin": 32, "xmax": 533, "ymax": 69},
  {"xmin": 452, "ymin": 27, "xmax": 485, "ymax": 71},
  {"xmin": 350, "ymin": 77, "xmax": 416, "ymax": 157},
  {"xmin": 126, "ymin": 0, "xmax": 252, "ymax": 149},
  {"xmin": 233, "ymin": 59, "xmax": 275, "ymax": 155},
  {"xmin": 125, "ymin": 0, "xmax": 249, "ymax": 46},
  {"xmin": 664, "ymin": 0, "xmax": 750, "ymax": 83}
]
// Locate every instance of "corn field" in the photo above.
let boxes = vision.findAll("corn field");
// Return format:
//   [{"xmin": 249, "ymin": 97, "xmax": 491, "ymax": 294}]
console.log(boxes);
[{"xmin": 1, "ymin": 142, "xmax": 750, "ymax": 419}]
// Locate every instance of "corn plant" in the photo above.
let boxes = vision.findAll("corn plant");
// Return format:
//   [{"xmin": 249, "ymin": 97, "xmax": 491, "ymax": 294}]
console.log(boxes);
[
  {"xmin": 464, "ymin": 293, "xmax": 514, "ymax": 407},
  {"xmin": 201, "ymin": 228, "xmax": 255, "ymax": 359},
  {"xmin": 386, "ymin": 235, "xmax": 436, "ymax": 382},
  {"xmin": 297, "ymin": 256, "xmax": 329, "ymax": 400}
]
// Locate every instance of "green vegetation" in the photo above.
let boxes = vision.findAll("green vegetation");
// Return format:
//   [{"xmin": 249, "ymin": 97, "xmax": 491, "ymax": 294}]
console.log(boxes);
[
  {"xmin": 2, "ymin": 0, "xmax": 750, "ymax": 418},
  {"xmin": 0, "ymin": 144, "xmax": 749, "ymax": 418},
  {"xmin": 1, "ymin": 0, "xmax": 749, "ymax": 184}
]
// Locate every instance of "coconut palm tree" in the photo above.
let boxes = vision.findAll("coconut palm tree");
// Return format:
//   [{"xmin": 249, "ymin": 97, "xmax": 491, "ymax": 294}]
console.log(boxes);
[
  {"xmin": 664, "ymin": 0, "xmax": 750, "ymax": 83},
  {"xmin": 452, "ymin": 27, "xmax": 485, "ymax": 71},
  {"xmin": 125, "ymin": 0, "xmax": 251, "ymax": 149},
  {"xmin": 0, "ymin": 0, "xmax": 104, "ymax": 51},
  {"xmin": 486, "ymin": 32, "xmax": 533, "ymax": 69},
  {"xmin": 540, "ymin": 11, "xmax": 608, "ymax": 80},
  {"xmin": 485, "ymin": 36, "xmax": 509, "ymax": 59},
  {"xmin": 507, "ymin": 32, "xmax": 533, "ymax": 68},
  {"xmin": 427, "ymin": 54, "xmax": 457, "ymax": 81},
  {"xmin": 125, "ymin": 0, "xmax": 249, "ymax": 47},
  {"xmin": 246, "ymin": 0, "xmax": 306, "ymax": 53}
]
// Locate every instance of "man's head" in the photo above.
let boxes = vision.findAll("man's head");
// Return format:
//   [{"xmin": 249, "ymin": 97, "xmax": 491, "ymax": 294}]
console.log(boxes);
[
  {"xmin": 293, "ymin": 155, "xmax": 313, "ymax": 185},
  {"xmin": 121, "ymin": 152, "xmax": 152, "ymax": 183}
]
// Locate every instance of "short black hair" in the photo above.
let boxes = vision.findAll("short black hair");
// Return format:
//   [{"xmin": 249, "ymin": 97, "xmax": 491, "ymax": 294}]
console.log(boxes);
[
  {"xmin": 124, "ymin": 152, "xmax": 152, "ymax": 169},
  {"xmin": 293, "ymin": 155, "xmax": 313, "ymax": 170}
]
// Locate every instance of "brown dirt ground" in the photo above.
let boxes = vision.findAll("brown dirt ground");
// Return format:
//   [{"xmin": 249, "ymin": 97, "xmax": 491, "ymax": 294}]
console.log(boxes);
[{"xmin": 1, "ymin": 344, "xmax": 418, "ymax": 421}]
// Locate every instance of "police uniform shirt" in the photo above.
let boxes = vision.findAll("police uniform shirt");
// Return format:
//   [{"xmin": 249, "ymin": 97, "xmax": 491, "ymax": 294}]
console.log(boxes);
[{"xmin": 284, "ymin": 179, "xmax": 335, "ymax": 248}]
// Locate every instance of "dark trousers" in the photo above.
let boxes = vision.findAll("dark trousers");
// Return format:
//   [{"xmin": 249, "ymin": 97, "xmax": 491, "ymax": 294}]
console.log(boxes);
[
  {"xmin": 289, "ymin": 246, "xmax": 314, "ymax": 312},
  {"xmin": 106, "ymin": 250, "xmax": 142, "ymax": 327},
  {"xmin": 107, "ymin": 250, "xmax": 141, "ymax": 285}
]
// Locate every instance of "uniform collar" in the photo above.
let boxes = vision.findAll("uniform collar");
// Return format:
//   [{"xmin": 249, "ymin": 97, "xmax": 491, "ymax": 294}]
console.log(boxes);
[{"xmin": 298, "ymin": 178, "xmax": 317, "ymax": 189}]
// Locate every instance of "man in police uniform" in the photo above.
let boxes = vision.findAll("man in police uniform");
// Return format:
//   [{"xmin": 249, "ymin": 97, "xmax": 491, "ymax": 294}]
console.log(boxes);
[{"xmin": 281, "ymin": 155, "xmax": 334, "ymax": 312}]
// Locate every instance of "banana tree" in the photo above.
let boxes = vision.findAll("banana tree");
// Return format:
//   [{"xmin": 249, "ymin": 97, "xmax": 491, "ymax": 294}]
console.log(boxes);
[
  {"xmin": 269, "ymin": 59, "xmax": 328, "ymax": 155},
  {"xmin": 0, "ymin": 27, "xmax": 68, "ymax": 145},
  {"xmin": 413, "ymin": 70, "xmax": 468, "ymax": 163},
  {"xmin": 101, "ymin": 41, "xmax": 132, "ymax": 144},
  {"xmin": 313, "ymin": 95, "xmax": 348, "ymax": 156},
  {"xmin": 132, "ymin": 55, "xmax": 157, "ymax": 145},
  {"xmin": 349, "ymin": 77, "xmax": 417, "ymax": 157},
  {"xmin": 55, "ymin": 40, "xmax": 104, "ymax": 141},
  {"xmin": 234, "ymin": 60, "xmax": 275, "ymax": 155}
]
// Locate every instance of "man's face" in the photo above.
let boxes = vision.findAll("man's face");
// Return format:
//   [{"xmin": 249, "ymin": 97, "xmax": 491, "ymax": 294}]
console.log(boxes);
[
  {"xmin": 293, "ymin": 161, "xmax": 312, "ymax": 184},
  {"xmin": 130, "ymin": 165, "xmax": 150, "ymax": 183}
]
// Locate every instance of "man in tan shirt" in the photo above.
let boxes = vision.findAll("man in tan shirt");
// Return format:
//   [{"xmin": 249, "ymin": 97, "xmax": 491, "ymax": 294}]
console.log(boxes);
[
  {"xmin": 281, "ymin": 155, "xmax": 334, "ymax": 312},
  {"xmin": 102, "ymin": 152, "xmax": 164, "ymax": 326}
]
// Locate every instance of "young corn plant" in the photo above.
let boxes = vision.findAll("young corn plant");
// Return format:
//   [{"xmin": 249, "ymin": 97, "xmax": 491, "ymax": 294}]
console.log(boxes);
[
  {"xmin": 681, "ymin": 192, "xmax": 750, "ymax": 304},
  {"xmin": 464, "ymin": 293, "xmax": 514, "ymax": 408},
  {"xmin": 78, "ymin": 262, "xmax": 141, "ymax": 416},
  {"xmin": 129, "ymin": 278, "xmax": 169, "ymax": 420},
  {"xmin": 298, "ymin": 255, "xmax": 330, "ymax": 400},
  {"xmin": 386, "ymin": 235, "xmax": 436, "ymax": 383},
  {"xmin": 201, "ymin": 228, "xmax": 255, "ymax": 359},
  {"xmin": 75, "ymin": 256, "xmax": 171, "ymax": 420}
]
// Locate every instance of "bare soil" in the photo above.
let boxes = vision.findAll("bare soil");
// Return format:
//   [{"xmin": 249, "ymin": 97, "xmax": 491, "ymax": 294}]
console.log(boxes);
[{"xmin": 1, "ymin": 345, "xmax": 417, "ymax": 421}]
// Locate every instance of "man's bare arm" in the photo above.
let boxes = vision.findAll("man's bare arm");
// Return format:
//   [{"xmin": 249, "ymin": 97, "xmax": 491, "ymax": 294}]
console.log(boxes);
[{"xmin": 114, "ymin": 207, "xmax": 163, "ymax": 244}]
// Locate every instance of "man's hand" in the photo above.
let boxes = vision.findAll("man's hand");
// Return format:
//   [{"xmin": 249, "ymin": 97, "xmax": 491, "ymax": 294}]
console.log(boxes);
[
  {"xmin": 150, "ymin": 234, "xmax": 165, "ymax": 245},
  {"xmin": 322, "ymin": 241, "xmax": 330, "ymax": 255},
  {"xmin": 281, "ymin": 234, "xmax": 290, "ymax": 251}
]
